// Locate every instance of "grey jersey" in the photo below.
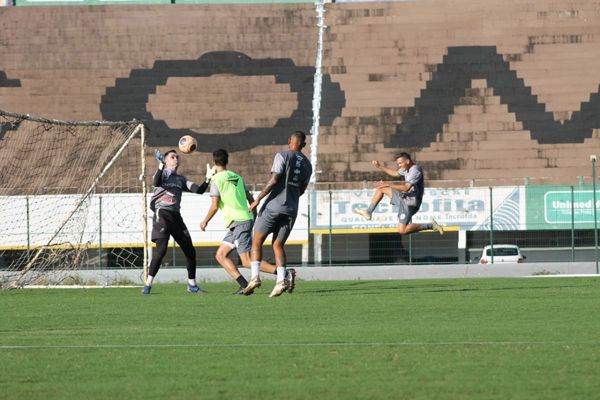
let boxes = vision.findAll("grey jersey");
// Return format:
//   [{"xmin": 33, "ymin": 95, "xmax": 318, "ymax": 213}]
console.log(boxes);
[
  {"xmin": 398, "ymin": 164, "xmax": 424, "ymax": 208},
  {"xmin": 150, "ymin": 168, "xmax": 207, "ymax": 212},
  {"xmin": 261, "ymin": 150, "xmax": 312, "ymax": 217}
]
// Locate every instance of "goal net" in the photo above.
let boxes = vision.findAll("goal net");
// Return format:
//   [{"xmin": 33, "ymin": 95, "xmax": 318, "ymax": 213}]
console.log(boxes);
[{"xmin": 0, "ymin": 110, "xmax": 148, "ymax": 289}]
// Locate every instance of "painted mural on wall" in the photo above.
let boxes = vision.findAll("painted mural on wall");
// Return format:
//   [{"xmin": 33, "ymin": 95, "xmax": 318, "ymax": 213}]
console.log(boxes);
[
  {"xmin": 100, "ymin": 51, "xmax": 345, "ymax": 151},
  {"xmin": 389, "ymin": 46, "xmax": 600, "ymax": 148},
  {"xmin": 0, "ymin": 1, "xmax": 599, "ymax": 187}
]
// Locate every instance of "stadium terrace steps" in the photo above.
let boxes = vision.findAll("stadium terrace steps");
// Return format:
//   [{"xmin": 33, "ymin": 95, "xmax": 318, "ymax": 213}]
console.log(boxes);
[
  {"xmin": 442, "ymin": 166, "xmax": 593, "ymax": 180},
  {"xmin": 413, "ymin": 70, "xmax": 600, "ymax": 185},
  {"xmin": 0, "ymin": 3, "xmax": 322, "ymax": 186},
  {"xmin": 0, "ymin": 1, "xmax": 599, "ymax": 187},
  {"xmin": 319, "ymin": 0, "xmax": 600, "ymax": 186},
  {"xmin": 435, "ymin": 131, "xmax": 539, "ymax": 143}
]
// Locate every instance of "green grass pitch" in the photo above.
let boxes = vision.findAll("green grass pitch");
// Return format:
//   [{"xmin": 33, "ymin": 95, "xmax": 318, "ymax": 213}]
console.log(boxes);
[{"xmin": 1, "ymin": 277, "xmax": 600, "ymax": 399}]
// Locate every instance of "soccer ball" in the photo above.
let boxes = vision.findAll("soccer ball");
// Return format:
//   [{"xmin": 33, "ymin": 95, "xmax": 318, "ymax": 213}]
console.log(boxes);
[{"xmin": 178, "ymin": 135, "xmax": 197, "ymax": 154}]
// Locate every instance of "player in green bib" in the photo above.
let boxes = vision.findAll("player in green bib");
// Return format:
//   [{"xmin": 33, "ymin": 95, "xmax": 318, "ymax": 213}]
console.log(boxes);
[
  {"xmin": 200, "ymin": 149, "xmax": 278, "ymax": 295},
  {"xmin": 213, "ymin": 169, "xmax": 253, "ymax": 228}
]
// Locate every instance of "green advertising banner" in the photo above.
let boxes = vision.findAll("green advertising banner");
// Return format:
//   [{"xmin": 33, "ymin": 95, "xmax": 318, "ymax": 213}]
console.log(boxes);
[{"xmin": 526, "ymin": 185, "xmax": 600, "ymax": 230}]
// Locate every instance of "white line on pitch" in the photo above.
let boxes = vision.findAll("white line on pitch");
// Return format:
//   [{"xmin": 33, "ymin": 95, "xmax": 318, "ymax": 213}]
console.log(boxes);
[{"xmin": 1, "ymin": 341, "xmax": 598, "ymax": 350}]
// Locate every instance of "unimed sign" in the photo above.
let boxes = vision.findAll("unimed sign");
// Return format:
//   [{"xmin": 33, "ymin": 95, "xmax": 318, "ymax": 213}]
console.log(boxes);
[{"xmin": 544, "ymin": 191, "xmax": 600, "ymax": 224}]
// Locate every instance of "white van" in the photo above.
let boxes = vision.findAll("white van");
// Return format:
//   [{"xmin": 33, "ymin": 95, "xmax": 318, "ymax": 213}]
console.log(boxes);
[{"xmin": 478, "ymin": 244, "xmax": 525, "ymax": 264}]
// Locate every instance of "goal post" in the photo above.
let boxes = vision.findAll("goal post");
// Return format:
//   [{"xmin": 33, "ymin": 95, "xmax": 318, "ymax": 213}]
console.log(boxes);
[{"xmin": 0, "ymin": 110, "xmax": 148, "ymax": 288}]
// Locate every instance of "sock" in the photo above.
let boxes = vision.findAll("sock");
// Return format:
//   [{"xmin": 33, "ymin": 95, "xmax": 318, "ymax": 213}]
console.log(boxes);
[
  {"xmin": 188, "ymin": 279, "xmax": 197, "ymax": 287},
  {"xmin": 366, "ymin": 203, "xmax": 377, "ymax": 214},
  {"xmin": 145, "ymin": 275, "xmax": 154, "ymax": 286},
  {"xmin": 276, "ymin": 266, "xmax": 286, "ymax": 282},
  {"xmin": 236, "ymin": 275, "xmax": 248, "ymax": 288},
  {"xmin": 250, "ymin": 261, "xmax": 260, "ymax": 279},
  {"xmin": 421, "ymin": 223, "xmax": 433, "ymax": 230}
]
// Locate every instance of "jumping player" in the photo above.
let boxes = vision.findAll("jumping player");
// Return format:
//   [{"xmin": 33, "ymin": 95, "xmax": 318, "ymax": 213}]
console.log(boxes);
[
  {"xmin": 142, "ymin": 149, "xmax": 214, "ymax": 295},
  {"xmin": 354, "ymin": 152, "xmax": 444, "ymax": 236},
  {"xmin": 245, "ymin": 131, "xmax": 312, "ymax": 297}
]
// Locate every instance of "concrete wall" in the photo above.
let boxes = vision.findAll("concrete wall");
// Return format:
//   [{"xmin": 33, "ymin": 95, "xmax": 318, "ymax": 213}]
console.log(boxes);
[
  {"xmin": 0, "ymin": 1, "xmax": 599, "ymax": 188},
  {"xmin": 320, "ymin": 0, "xmax": 600, "ymax": 187}
]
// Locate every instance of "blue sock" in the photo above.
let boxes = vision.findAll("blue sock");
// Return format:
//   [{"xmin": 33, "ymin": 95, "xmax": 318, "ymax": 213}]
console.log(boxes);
[
  {"xmin": 422, "ymin": 223, "xmax": 433, "ymax": 230},
  {"xmin": 366, "ymin": 204, "xmax": 377, "ymax": 214}
]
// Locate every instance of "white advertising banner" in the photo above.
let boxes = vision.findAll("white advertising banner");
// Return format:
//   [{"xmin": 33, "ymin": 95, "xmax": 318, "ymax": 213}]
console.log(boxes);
[
  {"xmin": 0, "ymin": 194, "xmax": 146, "ymax": 248},
  {"xmin": 310, "ymin": 187, "xmax": 525, "ymax": 231},
  {"xmin": 1, "ymin": 186, "xmax": 527, "ymax": 249},
  {"xmin": 0, "ymin": 192, "xmax": 309, "ymax": 249},
  {"xmin": 180, "ymin": 192, "xmax": 309, "ymax": 245}
]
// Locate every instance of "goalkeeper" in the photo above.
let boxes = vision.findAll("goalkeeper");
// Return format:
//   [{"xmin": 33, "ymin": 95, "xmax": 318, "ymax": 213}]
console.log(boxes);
[
  {"xmin": 199, "ymin": 149, "xmax": 279, "ymax": 295},
  {"xmin": 142, "ymin": 149, "xmax": 216, "ymax": 295}
]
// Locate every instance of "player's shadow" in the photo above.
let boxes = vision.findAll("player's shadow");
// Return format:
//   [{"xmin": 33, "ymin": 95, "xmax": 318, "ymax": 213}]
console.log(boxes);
[
  {"xmin": 307, "ymin": 281, "xmax": 453, "ymax": 295},
  {"xmin": 306, "ymin": 281, "xmax": 590, "ymax": 295},
  {"xmin": 424, "ymin": 284, "xmax": 586, "ymax": 293}
]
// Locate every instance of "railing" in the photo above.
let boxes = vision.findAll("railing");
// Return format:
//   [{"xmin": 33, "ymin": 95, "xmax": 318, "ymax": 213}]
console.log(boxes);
[{"xmin": 303, "ymin": 184, "xmax": 599, "ymax": 269}]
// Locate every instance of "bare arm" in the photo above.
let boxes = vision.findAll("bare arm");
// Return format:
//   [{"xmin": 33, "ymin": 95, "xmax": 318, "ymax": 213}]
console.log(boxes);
[
  {"xmin": 375, "ymin": 180, "xmax": 413, "ymax": 192},
  {"xmin": 200, "ymin": 196, "xmax": 220, "ymax": 231},
  {"xmin": 246, "ymin": 190, "xmax": 257, "ymax": 218},
  {"xmin": 249, "ymin": 173, "xmax": 280, "ymax": 212},
  {"xmin": 372, "ymin": 160, "xmax": 401, "ymax": 178}
]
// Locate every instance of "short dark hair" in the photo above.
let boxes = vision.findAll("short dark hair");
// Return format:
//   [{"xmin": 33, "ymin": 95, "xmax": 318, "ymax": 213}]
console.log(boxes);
[
  {"xmin": 292, "ymin": 130, "xmax": 306, "ymax": 145},
  {"xmin": 164, "ymin": 149, "xmax": 178, "ymax": 159},
  {"xmin": 394, "ymin": 152, "xmax": 411, "ymax": 161},
  {"xmin": 213, "ymin": 149, "xmax": 228, "ymax": 167}
]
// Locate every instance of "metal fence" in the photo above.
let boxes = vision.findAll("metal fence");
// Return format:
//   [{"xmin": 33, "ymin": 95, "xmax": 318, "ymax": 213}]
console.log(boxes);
[
  {"xmin": 2, "ymin": 183, "xmax": 599, "ymax": 271},
  {"xmin": 305, "ymin": 184, "xmax": 600, "ymax": 269}
]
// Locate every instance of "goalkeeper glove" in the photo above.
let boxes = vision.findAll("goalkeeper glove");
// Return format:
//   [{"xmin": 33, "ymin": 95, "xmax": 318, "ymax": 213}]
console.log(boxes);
[
  {"xmin": 205, "ymin": 163, "xmax": 217, "ymax": 182},
  {"xmin": 155, "ymin": 149, "xmax": 164, "ymax": 162},
  {"xmin": 155, "ymin": 149, "xmax": 165, "ymax": 169}
]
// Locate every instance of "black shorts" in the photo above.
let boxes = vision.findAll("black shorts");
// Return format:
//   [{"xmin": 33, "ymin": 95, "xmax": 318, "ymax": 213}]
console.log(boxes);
[{"xmin": 151, "ymin": 208, "xmax": 192, "ymax": 244}]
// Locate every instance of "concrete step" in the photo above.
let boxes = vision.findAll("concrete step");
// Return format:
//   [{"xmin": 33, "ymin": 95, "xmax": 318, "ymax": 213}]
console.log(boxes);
[{"xmin": 442, "ymin": 121, "xmax": 525, "ymax": 133}]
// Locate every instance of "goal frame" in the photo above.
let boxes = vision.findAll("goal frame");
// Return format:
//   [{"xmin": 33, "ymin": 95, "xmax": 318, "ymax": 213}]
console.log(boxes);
[{"xmin": 0, "ymin": 110, "xmax": 149, "ymax": 288}]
